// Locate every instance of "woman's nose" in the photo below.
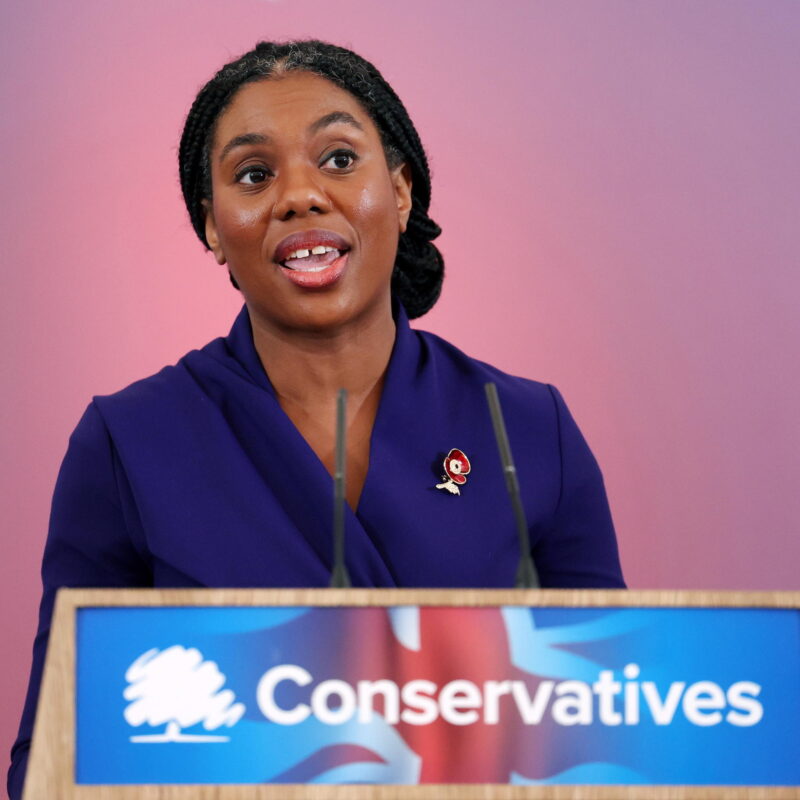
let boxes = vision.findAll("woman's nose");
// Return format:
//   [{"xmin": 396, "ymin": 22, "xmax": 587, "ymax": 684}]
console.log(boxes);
[{"xmin": 272, "ymin": 164, "xmax": 332, "ymax": 221}]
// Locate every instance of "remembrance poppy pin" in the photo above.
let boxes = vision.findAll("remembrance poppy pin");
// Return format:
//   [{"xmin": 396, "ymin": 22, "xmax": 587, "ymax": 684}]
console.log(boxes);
[{"xmin": 435, "ymin": 448, "xmax": 471, "ymax": 496}]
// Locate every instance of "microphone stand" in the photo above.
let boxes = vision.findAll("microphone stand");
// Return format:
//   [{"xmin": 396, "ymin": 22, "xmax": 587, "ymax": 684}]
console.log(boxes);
[
  {"xmin": 330, "ymin": 388, "xmax": 352, "ymax": 588},
  {"xmin": 485, "ymin": 382, "xmax": 540, "ymax": 589}
]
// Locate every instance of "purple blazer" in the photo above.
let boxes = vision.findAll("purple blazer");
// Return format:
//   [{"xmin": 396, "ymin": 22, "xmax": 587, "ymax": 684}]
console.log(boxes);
[{"xmin": 8, "ymin": 305, "xmax": 624, "ymax": 797}]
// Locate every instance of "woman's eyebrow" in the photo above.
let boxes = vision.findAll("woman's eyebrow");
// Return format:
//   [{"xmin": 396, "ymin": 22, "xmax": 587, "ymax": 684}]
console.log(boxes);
[
  {"xmin": 308, "ymin": 111, "xmax": 364, "ymax": 135},
  {"xmin": 218, "ymin": 132, "xmax": 270, "ymax": 163},
  {"xmin": 218, "ymin": 113, "xmax": 364, "ymax": 164}
]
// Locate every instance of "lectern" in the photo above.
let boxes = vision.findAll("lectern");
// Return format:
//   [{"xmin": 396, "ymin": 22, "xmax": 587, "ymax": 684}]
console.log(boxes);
[{"xmin": 23, "ymin": 589, "xmax": 800, "ymax": 798}]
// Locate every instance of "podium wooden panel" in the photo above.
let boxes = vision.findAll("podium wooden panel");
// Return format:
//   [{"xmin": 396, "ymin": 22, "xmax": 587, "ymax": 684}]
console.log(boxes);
[{"xmin": 23, "ymin": 589, "xmax": 800, "ymax": 800}]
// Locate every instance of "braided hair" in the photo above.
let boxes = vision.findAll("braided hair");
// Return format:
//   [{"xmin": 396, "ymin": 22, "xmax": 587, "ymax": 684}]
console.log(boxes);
[{"xmin": 179, "ymin": 40, "xmax": 443, "ymax": 318}]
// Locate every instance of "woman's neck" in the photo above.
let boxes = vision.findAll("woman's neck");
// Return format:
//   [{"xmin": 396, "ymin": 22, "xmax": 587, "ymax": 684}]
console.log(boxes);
[
  {"xmin": 248, "ymin": 301, "xmax": 396, "ymax": 405},
  {"xmin": 247, "ymin": 300, "xmax": 397, "ymax": 510}
]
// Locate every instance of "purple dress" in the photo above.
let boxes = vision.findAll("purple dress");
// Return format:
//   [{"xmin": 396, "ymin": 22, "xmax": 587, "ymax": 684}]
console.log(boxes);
[{"xmin": 8, "ymin": 304, "xmax": 624, "ymax": 797}]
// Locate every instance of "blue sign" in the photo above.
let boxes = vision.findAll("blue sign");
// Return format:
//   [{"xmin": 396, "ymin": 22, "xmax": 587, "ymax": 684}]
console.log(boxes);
[{"xmin": 76, "ymin": 605, "xmax": 800, "ymax": 785}]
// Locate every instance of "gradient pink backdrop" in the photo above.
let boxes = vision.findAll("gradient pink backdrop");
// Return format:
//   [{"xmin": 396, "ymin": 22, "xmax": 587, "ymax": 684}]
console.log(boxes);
[{"xmin": 1, "ymin": 0, "xmax": 798, "ymax": 767}]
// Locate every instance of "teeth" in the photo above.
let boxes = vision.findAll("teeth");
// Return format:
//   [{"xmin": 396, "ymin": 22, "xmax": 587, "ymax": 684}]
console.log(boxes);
[{"xmin": 285, "ymin": 245, "xmax": 338, "ymax": 261}]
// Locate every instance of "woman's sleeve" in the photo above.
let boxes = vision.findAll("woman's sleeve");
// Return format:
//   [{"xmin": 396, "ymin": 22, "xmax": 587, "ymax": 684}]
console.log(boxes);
[
  {"xmin": 7, "ymin": 402, "xmax": 152, "ymax": 800},
  {"xmin": 532, "ymin": 386, "xmax": 626, "ymax": 589}
]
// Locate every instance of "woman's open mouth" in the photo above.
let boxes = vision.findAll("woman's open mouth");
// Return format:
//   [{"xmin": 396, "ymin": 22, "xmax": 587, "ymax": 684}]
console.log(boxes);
[
  {"xmin": 278, "ymin": 247, "xmax": 350, "ymax": 289},
  {"xmin": 281, "ymin": 247, "xmax": 350, "ymax": 289}
]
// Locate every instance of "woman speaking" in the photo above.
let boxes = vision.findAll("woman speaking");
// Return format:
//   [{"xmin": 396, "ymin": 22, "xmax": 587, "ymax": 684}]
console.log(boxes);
[{"xmin": 8, "ymin": 40, "xmax": 624, "ymax": 798}]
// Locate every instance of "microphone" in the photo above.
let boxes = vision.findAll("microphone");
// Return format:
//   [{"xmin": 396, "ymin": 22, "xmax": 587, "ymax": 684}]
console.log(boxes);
[
  {"xmin": 485, "ymin": 382, "xmax": 541, "ymax": 589},
  {"xmin": 330, "ymin": 388, "xmax": 352, "ymax": 588}
]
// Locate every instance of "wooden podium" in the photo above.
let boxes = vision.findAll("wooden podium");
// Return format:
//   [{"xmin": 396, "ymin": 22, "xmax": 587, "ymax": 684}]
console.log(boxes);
[{"xmin": 23, "ymin": 589, "xmax": 800, "ymax": 799}]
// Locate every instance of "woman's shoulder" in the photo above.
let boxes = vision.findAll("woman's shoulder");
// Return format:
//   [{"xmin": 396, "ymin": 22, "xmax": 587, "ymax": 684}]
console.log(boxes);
[
  {"xmin": 412, "ymin": 325, "xmax": 562, "ymax": 413},
  {"xmin": 81, "ymin": 332, "xmax": 244, "ymax": 437},
  {"xmin": 90, "ymin": 307, "xmax": 269, "ymax": 425}
]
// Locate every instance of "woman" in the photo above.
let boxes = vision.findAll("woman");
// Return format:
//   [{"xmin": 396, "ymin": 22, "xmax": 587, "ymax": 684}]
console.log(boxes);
[{"xmin": 8, "ymin": 40, "xmax": 624, "ymax": 797}]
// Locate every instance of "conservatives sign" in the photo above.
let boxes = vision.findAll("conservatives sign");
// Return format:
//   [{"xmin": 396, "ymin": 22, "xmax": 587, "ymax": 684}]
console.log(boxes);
[{"xmin": 75, "ymin": 605, "xmax": 800, "ymax": 785}]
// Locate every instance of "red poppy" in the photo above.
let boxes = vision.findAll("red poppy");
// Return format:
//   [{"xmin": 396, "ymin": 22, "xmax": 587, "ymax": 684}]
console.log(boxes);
[{"xmin": 443, "ymin": 449, "xmax": 471, "ymax": 485}]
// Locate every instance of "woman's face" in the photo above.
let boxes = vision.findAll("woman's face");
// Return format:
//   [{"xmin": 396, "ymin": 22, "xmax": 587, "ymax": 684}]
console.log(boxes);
[{"xmin": 204, "ymin": 72, "xmax": 412, "ymax": 335}]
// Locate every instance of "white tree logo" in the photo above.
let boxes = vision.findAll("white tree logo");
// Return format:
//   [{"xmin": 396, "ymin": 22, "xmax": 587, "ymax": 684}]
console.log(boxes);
[{"xmin": 123, "ymin": 646, "xmax": 245, "ymax": 742}]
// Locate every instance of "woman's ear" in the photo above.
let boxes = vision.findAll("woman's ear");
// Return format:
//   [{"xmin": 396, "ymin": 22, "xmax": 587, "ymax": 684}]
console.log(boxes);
[
  {"xmin": 392, "ymin": 163, "xmax": 413, "ymax": 234},
  {"xmin": 201, "ymin": 199, "xmax": 227, "ymax": 265}
]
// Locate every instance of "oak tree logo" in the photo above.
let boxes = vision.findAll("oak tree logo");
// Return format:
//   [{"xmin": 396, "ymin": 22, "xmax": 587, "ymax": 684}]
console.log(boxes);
[{"xmin": 123, "ymin": 646, "xmax": 245, "ymax": 742}]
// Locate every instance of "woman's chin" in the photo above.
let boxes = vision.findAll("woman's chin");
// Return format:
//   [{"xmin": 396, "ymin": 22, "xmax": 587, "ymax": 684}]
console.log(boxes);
[{"xmin": 240, "ymin": 252, "xmax": 394, "ymax": 336}]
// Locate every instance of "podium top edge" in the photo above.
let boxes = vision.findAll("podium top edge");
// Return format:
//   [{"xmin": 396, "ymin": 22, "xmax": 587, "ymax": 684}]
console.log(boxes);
[{"xmin": 54, "ymin": 588, "xmax": 800, "ymax": 609}]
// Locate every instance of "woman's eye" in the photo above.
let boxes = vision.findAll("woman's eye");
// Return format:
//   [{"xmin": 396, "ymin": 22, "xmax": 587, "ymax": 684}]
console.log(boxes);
[
  {"xmin": 322, "ymin": 150, "xmax": 358, "ymax": 171},
  {"xmin": 236, "ymin": 166, "xmax": 270, "ymax": 185}
]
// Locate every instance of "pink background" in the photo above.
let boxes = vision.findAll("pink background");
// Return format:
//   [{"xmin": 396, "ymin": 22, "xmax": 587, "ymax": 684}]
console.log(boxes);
[{"xmin": 1, "ymin": 0, "xmax": 798, "ymax": 768}]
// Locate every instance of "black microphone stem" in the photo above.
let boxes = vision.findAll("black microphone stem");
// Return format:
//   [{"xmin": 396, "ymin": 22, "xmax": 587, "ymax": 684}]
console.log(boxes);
[
  {"xmin": 330, "ymin": 388, "xmax": 352, "ymax": 588},
  {"xmin": 485, "ymin": 382, "xmax": 540, "ymax": 589}
]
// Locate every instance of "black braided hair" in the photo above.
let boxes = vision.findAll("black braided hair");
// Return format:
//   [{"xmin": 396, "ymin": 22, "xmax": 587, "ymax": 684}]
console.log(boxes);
[{"xmin": 179, "ymin": 40, "xmax": 443, "ymax": 318}]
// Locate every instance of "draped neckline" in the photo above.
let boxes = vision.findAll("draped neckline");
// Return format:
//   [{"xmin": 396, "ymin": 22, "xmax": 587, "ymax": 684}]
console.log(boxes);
[{"xmin": 218, "ymin": 302, "xmax": 421, "ymax": 585}]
